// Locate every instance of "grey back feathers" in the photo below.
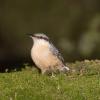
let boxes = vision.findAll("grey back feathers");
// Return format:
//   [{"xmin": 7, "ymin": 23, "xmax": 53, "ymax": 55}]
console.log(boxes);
[
  {"xmin": 34, "ymin": 33, "xmax": 48, "ymax": 38},
  {"xmin": 49, "ymin": 42, "xmax": 64, "ymax": 63}
]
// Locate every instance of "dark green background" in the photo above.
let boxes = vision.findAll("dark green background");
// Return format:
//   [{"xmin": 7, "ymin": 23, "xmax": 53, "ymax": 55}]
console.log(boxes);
[{"xmin": 0, "ymin": 0, "xmax": 100, "ymax": 64}]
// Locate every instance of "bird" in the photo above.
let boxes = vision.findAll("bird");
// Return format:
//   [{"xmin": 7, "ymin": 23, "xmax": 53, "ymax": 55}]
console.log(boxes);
[{"xmin": 27, "ymin": 33, "xmax": 70, "ymax": 75}]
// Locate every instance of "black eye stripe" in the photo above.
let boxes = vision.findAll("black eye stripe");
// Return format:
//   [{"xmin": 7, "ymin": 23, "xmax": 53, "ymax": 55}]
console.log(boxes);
[{"xmin": 34, "ymin": 36, "xmax": 49, "ymax": 41}]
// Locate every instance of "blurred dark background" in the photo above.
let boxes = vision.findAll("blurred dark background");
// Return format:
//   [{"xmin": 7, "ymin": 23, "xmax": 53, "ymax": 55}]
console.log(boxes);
[{"xmin": 0, "ymin": 0, "xmax": 100, "ymax": 70}]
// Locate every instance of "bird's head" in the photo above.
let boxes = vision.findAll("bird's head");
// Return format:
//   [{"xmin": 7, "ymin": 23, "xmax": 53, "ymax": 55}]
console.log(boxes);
[{"xmin": 27, "ymin": 33, "xmax": 50, "ymax": 45}]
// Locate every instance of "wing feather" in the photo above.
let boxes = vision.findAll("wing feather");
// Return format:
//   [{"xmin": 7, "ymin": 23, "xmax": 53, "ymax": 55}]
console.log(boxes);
[{"xmin": 49, "ymin": 42, "xmax": 64, "ymax": 63}]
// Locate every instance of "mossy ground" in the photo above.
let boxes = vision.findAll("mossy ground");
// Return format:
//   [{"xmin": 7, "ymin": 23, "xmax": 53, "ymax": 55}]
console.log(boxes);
[{"xmin": 0, "ymin": 60, "xmax": 100, "ymax": 100}]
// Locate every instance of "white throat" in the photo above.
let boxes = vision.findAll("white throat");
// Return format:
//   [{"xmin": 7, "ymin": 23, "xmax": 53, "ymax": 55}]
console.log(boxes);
[{"xmin": 32, "ymin": 38, "xmax": 49, "ymax": 47}]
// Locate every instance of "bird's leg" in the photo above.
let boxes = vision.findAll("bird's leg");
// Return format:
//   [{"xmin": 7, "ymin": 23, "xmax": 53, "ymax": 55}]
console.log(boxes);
[{"xmin": 51, "ymin": 72, "xmax": 55, "ymax": 77}]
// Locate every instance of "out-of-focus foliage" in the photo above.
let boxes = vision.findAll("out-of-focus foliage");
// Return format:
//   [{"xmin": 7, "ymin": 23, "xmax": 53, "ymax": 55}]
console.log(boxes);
[
  {"xmin": 0, "ymin": 0, "xmax": 100, "ymax": 63},
  {"xmin": 79, "ymin": 15, "xmax": 100, "ymax": 57}
]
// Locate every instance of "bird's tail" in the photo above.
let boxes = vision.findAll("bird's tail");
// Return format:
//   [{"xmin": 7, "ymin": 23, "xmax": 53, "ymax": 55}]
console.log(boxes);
[
  {"xmin": 59, "ymin": 65, "xmax": 70, "ymax": 73},
  {"xmin": 63, "ymin": 66, "xmax": 70, "ymax": 71}
]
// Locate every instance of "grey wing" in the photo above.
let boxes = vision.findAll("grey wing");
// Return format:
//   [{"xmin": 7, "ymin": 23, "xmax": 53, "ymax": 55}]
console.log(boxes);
[{"xmin": 49, "ymin": 42, "xmax": 64, "ymax": 63}]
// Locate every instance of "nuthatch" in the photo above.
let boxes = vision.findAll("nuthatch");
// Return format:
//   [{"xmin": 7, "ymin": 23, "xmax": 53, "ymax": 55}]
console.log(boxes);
[{"xmin": 28, "ymin": 33, "xmax": 69, "ymax": 74}]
